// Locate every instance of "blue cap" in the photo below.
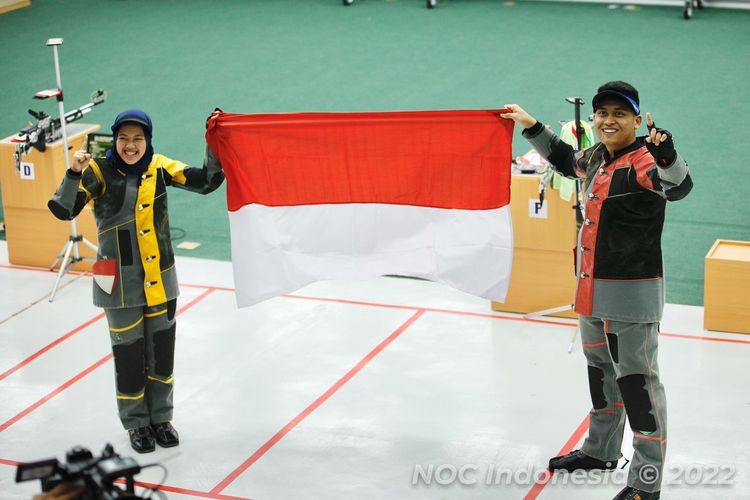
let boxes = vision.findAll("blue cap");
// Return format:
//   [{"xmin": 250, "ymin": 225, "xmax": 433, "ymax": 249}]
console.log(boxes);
[
  {"xmin": 111, "ymin": 109, "xmax": 153, "ymax": 137},
  {"xmin": 592, "ymin": 90, "xmax": 640, "ymax": 116},
  {"xmin": 107, "ymin": 109, "xmax": 154, "ymax": 175}
]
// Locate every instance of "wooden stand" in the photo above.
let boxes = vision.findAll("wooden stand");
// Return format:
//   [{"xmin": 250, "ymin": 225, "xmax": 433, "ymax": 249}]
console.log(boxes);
[
  {"xmin": 0, "ymin": 123, "xmax": 100, "ymax": 271},
  {"xmin": 491, "ymin": 174, "xmax": 578, "ymax": 319},
  {"xmin": 0, "ymin": 0, "xmax": 30, "ymax": 15},
  {"xmin": 704, "ymin": 239, "xmax": 750, "ymax": 334}
]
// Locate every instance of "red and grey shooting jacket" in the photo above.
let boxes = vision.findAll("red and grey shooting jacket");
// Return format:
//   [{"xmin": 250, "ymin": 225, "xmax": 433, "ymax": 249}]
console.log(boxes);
[{"xmin": 523, "ymin": 123, "xmax": 693, "ymax": 322}]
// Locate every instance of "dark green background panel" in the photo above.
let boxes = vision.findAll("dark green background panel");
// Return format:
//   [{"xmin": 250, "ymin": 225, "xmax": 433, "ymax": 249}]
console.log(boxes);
[{"xmin": 2, "ymin": 0, "xmax": 749, "ymax": 305}]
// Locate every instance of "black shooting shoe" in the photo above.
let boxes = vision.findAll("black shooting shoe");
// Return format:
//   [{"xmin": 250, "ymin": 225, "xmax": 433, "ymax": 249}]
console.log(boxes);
[
  {"xmin": 612, "ymin": 486, "xmax": 660, "ymax": 500},
  {"xmin": 128, "ymin": 426, "xmax": 156, "ymax": 453},
  {"xmin": 549, "ymin": 449, "xmax": 618, "ymax": 472},
  {"xmin": 151, "ymin": 421, "xmax": 179, "ymax": 448}
]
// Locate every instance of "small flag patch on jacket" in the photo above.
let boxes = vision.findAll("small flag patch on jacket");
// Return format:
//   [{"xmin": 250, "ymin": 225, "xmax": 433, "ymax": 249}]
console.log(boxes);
[{"xmin": 92, "ymin": 259, "xmax": 117, "ymax": 294}]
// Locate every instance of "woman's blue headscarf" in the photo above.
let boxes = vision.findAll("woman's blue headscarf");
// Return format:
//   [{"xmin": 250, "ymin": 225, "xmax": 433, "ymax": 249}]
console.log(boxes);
[{"xmin": 107, "ymin": 109, "xmax": 154, "ymax": 175}]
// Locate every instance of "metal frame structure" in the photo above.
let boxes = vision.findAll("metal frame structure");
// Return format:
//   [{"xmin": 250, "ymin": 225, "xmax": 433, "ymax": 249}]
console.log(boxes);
[{"xmin": 40, "ymin": 38, "xmax": 98, "ymax": 302}]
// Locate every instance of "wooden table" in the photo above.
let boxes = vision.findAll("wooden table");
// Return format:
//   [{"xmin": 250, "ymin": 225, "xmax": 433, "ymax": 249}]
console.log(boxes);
[
  {"xmin": 0, "ymin": 123, "xmax": 100, "ymax": 270},
  {"xmin": 491, "ymin": 174, "xmax": 578, "ymax": 319},
  {"xmin": 704, "ymin": 239, "xmax": 750, "ymax": 334}
]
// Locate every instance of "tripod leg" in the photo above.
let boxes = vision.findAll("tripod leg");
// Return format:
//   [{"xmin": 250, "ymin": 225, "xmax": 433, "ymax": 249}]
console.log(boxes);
[
  {"xmin": 49, "ymin": 239, "xmax": 70, "ymax": 271},
  {"xmin": 81, "ymin": 236, "xmax": 98, "ymax": 253},
  {"xmin": 48, "ymin": 218, "xmax": 97, "ymax": 300},
  {"xmin": 49, "ymin": 240, "xmax": 75, "ymax": 302},
  {"xmin": 567, "ymin": 327, "xmax": 580, "ymax": 354}
]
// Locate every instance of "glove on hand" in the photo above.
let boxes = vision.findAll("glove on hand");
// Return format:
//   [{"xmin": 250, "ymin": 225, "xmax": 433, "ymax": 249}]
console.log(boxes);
[{"xmin": 646, "ymin": 120, "xmax": 677, "ymax": 167}]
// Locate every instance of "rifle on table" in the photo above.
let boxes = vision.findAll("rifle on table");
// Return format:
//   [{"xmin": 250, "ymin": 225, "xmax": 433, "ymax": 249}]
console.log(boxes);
[{"xmin": 11, "ymin": 89, "xmax": 107, "ymax": 170}]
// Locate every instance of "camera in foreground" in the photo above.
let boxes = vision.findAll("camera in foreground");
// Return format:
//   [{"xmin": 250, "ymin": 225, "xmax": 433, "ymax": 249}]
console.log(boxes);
[{"xmin": 16, "ymin": 443, "xmax": 148, "ymax": 499}]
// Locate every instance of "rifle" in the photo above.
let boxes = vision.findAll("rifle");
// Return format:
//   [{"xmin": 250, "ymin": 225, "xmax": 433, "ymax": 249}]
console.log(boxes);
[{"xmin": 11, "ymin": 89, "xmax": 107, "ymax": 169}]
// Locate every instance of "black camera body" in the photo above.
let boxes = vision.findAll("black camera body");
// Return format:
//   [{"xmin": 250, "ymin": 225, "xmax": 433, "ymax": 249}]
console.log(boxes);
[{"xmin": 16, "ymin": 444, "xmax": 143, "ymax": 499}]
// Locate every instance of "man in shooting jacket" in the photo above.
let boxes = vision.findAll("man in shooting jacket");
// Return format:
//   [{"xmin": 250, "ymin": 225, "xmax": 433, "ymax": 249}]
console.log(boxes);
[{"xmin": 502, "ymin": 81, "xmax": 693, "ymax": 500}]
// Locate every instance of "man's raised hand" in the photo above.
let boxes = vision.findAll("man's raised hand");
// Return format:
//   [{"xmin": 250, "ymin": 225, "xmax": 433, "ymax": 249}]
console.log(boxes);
[{"xmin": 645, "ymin": 112, "xmax": 676, "ymax": 166}]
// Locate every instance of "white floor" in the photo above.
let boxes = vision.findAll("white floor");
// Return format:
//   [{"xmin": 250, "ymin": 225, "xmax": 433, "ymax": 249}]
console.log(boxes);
[{"xmin": 0, "ymin": 241, "xmax": 748, "ymax": 500}]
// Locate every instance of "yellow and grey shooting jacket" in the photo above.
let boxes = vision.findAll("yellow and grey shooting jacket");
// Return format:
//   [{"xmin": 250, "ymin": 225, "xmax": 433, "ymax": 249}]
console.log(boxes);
[{"xmin": 49, "ymin": 146, "xmax": 224, "ymax": 308}]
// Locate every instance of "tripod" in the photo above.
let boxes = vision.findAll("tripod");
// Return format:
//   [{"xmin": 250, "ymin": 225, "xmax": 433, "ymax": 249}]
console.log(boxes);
[
  {"xmin": 41, "ymin": 38, "xmax": 98, "ymax": 302},
  {"xmin": 523, "ymin": 96, "xmax": 586, "ymax": 352}
]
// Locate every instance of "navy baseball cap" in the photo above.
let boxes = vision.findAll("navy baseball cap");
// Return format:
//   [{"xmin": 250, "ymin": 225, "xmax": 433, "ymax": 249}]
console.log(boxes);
[{"xmin": 111, "ymin": 109, "xmax": 153, "ymax": 137}]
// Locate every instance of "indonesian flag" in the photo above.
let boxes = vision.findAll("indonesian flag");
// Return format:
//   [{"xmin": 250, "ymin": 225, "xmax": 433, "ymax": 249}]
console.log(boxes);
[{"xmin": 205, "ymin": 110, "xmax": 514, "ymax": 308}]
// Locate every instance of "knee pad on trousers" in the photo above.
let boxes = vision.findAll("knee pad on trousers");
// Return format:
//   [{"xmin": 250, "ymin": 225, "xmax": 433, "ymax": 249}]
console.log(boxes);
[
  {"xmin": 606, "ymin": 334, "xmax": 619, "ymax": 363},
  {"xmin": 112, "ymin": 338, "xmax": 146, "ymax": 394},
  {"xmin": 617, "ymin": 374, "xmax": 657, "ymax": 433},
  {"xmin": 587, "ymin": 365, "xmax": 607, "ymax": 410},
  {"xmin": 167, "ymin": 299, "xmax": 177, "ymax": 321},
  {"xmin": 153, "ymin": 323, "xmax": 176, "ymax": 377}
]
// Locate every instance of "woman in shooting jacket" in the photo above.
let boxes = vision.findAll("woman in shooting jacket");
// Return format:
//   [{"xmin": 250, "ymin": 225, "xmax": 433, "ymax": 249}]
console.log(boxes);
[{"xmin": 48, "ymin": 109, "xmax": 224, "ymax": 453}]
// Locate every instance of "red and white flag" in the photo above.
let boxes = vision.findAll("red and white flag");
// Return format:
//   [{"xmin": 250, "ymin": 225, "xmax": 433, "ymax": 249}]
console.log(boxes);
[{"xmin": 206, "ymin": 110, "xmax": 514, "ymax": 307}]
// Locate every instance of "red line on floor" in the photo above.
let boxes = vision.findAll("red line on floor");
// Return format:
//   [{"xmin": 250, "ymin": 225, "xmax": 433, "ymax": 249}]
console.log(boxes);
[
  {"xmin": 0, "ymin": 263, "xmax": 88, "ymax": 276},
  {"xmin": 428, "ymin": 307, "xmax": 575, "ymax": 327},
  {"xmin": 4, "ymin": 266, "xmax": 746, "ymax": 344},
  {"xmin": 181, "ymin": 283, "xmax": 235, "ymax": 293},
  {"xmin": 128, "ymin": 479, "xmax": 254, "ymax": 500},
  {"xmin": 0, "ymin": 354, "xmax": 112, "ymax": 434},
  {"xmin": 284, "ymin": 293, "xmax": 436, "ymax": 311},
  {"xmin": 524, "ymin": 414, "xmax": 590, "ymax": 500},
  {"xmin": 209, "ymin": 309, "xmax": 426, "ymax": 495},
  {"xmin": 285, "ymin": 293, "xmax": 578, "ymax": 327},
  {"xmin": 0, "ymin": 313, "xmax": 106, "ymax": 382},
  {"xmin": 178, "ymin": 283, "xmax": 575, "ymax": 327},
  {"xmin": 0, "ymin": 289, "xmax": 215, "ymax": 434},
  {"xmin": 3, "ymin": 265, "xmax": 747, "ymax": 345},
  {"xmin": 180, "ymin": 284, "xmax": 750, "ymax": 345},
  {"xmin": 179, "ymin": 287, "xmax": 217, "ymax": 313},
  {"xmin": 0, "ymin": 459, "xmax": 253, "ymax": 500}
]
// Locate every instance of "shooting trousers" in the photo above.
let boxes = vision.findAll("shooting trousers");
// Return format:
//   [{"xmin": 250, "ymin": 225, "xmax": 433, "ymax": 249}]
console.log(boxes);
[
  {"xmin": 580, "ymin": 316, "xmax": 667, "ymax": 493},
  {"xmin": 105, "ymin": 300, "xmax": 177, "ymax": 429}
]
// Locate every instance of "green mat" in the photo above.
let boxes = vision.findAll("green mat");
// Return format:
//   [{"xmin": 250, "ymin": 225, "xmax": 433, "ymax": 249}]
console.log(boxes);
[{"xmin": 2, "ymin": 0, "xmax": 749, "ymax": 306}]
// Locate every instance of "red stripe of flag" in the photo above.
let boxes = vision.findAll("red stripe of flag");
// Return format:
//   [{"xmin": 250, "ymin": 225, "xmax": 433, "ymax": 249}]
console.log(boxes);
[{"xmin": 206, "ymin": 110, "xmax": 514, "ymax": 211}]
